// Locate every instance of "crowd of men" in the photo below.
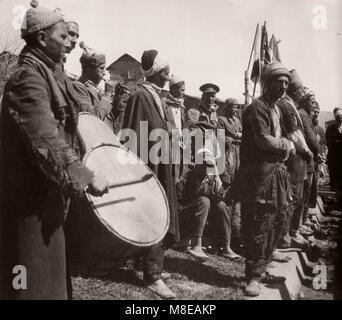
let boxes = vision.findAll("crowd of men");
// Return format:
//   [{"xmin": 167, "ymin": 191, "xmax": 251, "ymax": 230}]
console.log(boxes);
[{"xmin": 0, "ymin": 2, "xmax": 341, "ymax": 300}]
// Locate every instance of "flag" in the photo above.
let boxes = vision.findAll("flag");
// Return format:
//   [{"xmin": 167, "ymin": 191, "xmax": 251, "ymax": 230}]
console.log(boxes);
[
  {"xmin": 260, "ymin": 23, "xmax": 271, "ymax": 66},
  {"xmin": 269, "ymin": 34, "xmax": 281, "ymax": 63},
  {"xmin": 250, "ymin": 24, "xmax": 260, "ymax": 84},
  {"xmin": 251, "ymin": 23, "xmax": 272, "ymax": 83}
]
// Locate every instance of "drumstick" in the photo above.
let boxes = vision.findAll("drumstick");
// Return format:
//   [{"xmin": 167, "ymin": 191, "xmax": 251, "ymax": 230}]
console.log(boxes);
[{"xmin": 108, "ymin": 173, "xmax": 154, "ymax": 189}]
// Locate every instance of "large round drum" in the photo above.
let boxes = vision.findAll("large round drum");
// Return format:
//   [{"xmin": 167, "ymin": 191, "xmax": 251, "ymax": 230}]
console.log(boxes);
[
  {"xmin": 67, "ymin": 113, "xmax": 169, "ymax": 272},
  {"xmin": 77, "ymin": 112, "xmax": 121, "ymax": 152}
]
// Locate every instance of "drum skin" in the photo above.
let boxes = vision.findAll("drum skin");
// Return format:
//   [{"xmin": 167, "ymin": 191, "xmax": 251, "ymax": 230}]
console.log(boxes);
[{"xmin": 66, "ymin": 113, "xmax": 169, "ymax": 271}]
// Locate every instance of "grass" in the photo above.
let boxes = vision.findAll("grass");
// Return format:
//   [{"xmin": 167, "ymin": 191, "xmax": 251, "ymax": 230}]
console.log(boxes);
[{"xmin": 71, "ymin": 248, "xmax": 246, "ymax": 300}]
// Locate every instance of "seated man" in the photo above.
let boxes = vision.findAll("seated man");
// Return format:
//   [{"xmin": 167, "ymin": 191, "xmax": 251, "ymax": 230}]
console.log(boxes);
[{"xmin": 176, "ymin": 149, "xmax": 241, "ymax": 261}]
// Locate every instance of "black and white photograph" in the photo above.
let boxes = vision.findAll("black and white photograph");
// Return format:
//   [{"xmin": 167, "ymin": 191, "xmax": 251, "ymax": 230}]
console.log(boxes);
[{"xmin": 0, "ymin": 0, "xmax": 341, "ymax": 304}]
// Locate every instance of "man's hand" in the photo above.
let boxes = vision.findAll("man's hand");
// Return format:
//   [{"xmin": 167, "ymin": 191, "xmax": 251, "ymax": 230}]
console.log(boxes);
[
  {"xmin": 88, "ymin": 174, "xmax": 109, "ymax": 197},
  {"xmin": 303, "ymin": 149, "xmax": 314, "ymax": 162},
  {"xmin": 234, "ymin": 132, "xmax": 242, "ymax": 139}
]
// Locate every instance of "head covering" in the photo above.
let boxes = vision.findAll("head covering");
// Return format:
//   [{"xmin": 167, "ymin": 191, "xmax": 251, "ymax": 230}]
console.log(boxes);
[
  {"xmin": 169, "ymin": 74, "xmax": 184, "ymax": 88},
  {"xmin": 300, "ymin": 87, "xmax": 315, "ymax": 103},
  {"xmin": 199, "ymin": 83, "xmax": 220, "ymax": 94},
  {"xmin": 335, "ymin": 108, "xmax": 342, "ymax": 117},
  {"xmin": 333, "ymin": 107, "xmax": 342, "ymax": 115},
  {"xmin": 288, "ymin": 69, "xmax": 303, "ymax": 92},
  {"xmin": 141, "ymin": 49, "xmax": 170, "ymax": 79},
  {"xmin": 196, "ymin": 148, "xmax": 216, "ymax": 167},
  {"xmin": 261, "ymin": 62, "xmax": 291, "ymax": 85},
  {"xmin": 79, "ymin": 41, "xmax": 106, "ymax": 68},
  {"xmin": 224, "ymin": 98, "xmax": 238, "ymax": 107},
  {"xmin": 21, "ymin": 0, "xmax": 64, "ymax": 39}
]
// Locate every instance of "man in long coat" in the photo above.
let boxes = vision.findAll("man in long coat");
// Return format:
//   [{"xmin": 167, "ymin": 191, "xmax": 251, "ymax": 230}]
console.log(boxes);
[
  {"xmin": 121, "ymin": 49, "xmax": 178, "ymax": 299},
  {"xmin": 298, "ymin": 88, "xmax": 319, "ymax": 230},
  {"xmin": 240, "ymin": 63, "xmax": 295, "ymax": 297},
  {"xmin": 326, "ymin": 107, "xmax": 342, "ymax": 209},
  {"xmin": 0, "ymin": 3, "xmax": 108, "ymax": 300}
]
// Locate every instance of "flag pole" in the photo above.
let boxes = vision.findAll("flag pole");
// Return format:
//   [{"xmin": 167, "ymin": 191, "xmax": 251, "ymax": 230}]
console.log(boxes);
[
  {"xmin": 247, "ymin": 23, "xmax": 259, "ymax": 71},
  {"xmin": 244, "ymin": 23, "xmax": 259, "ymax": 109}
]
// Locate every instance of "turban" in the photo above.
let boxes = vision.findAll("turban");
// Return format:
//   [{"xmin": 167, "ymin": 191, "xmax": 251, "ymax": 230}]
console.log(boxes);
[
  {"xmin": 300, "ymin": 87, "xmax": 315, "ymax": 103},
  {"xmin": 169, "ymin": 74, "xmax": 184, "ymax": 88},
  {"xmin": 141, "ymin": 49, "xmax": 170, "ymax": 78},
  {"xmin": 21, "ymin": 0, "xmax": 64, "ymax": 39},
  {"xmin": 288, "ymin": 69, "xmax": 303, "ymax": 93},
  {"xmin": 79, "ymin": 41, "xmax": 106, "ymax": 68},
  {"xmin": 261, "ymin": 62, "xmax": 291, "ymax": 85},
  {"xmin": 224, "ymin": 98, "xmax": 239, "ymax": 107}
]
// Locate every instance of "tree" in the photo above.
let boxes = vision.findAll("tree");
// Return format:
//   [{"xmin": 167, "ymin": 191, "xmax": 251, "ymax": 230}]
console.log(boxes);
[{"xmin": 0, "ymin": 24, "xmax": 23, "ymax": 96}]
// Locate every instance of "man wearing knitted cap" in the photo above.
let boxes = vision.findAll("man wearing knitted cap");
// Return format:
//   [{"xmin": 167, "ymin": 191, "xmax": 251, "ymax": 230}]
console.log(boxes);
[
  {"xmin": 239, "ymin": 62, "xmax": 295, "ymax": 296},
  {"xmin": 0, "ymin": 1, "xmax": 108, "ymax": 300},
  {"xmin": 298, "ymin": 88, "xmax": 319, "ymax": 233},
  {"xmin": 72, "ymin": 43, "xmax": 112, "ymax": 120},
  {"xmin": 121, "ymin": 49, "xmax": 178, "ymax": 299}
]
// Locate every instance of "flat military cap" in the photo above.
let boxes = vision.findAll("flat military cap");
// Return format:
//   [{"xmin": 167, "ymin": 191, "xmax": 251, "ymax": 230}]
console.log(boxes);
[{"xmin": 199, "ymin": 83, "xmax": 220, "ymax": 94}]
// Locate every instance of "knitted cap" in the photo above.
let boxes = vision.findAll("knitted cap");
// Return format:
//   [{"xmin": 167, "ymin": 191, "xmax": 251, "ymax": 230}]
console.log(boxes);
[
  {"xmin": 21, "ymin": 1, "xmax": 64, "ymax": 39},
  {"xmin": 79, "ymin": 41, "xmax": 106, "ymax": 68}
]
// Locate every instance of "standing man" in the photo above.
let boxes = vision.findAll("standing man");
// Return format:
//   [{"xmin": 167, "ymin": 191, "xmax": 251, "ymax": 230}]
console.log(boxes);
[
  {"xmin": 65, "ymin": 21, "xmax": 79, "ymax": 55},
  {"xmin": 326, "ymin": 107, "xmax": 342, "ymax": 210},
  {"xmin": 309, "ymin": 102, "xmax": 326, "ymax": 208},
  {"xmin": 218, "ymin": 98, "xmax": 242, "ymax": 247},
  {"xmin": 186, "ymin": 83, "xmax": 220, "ymax": 129},
  {"xmin": 163, "ymin": 74, "xmax": 186, "ymax": 180},
  {"xmin": 240, "ymin": 62, "xmax": 295, "ymax": 297},
  {"xmin": 298, "ymin": 88, "xmax": 319, "ymax": 229},
  {"xmin": 276, "ymin": 69, "xmax": 313, "ymax": 248},
  {"xmin": 121, "ymin": 49, "xmax": 178, "ymax": 299},
  {"xmin": 0, "ymin": 2, "xmax": 108, "ymax": 300},
  {"xmin": 72, "ymin": 42, "xmax": 112, "ymax": 119}
]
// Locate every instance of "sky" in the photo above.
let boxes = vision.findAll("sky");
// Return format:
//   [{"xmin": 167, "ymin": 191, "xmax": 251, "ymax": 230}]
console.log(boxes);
[{"xmin": 0, "ymin": 0, "xmax": 342, "ymax": 111}]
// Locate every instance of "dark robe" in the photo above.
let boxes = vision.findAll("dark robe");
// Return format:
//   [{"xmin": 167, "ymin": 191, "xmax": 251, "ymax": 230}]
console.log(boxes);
[
  {"xmin": 0, "ymin": 46, "xmax": 93, "ymax": 300},
  {"xmin": 121, "ymin": 83, "xmax": 179, "ymax": 243},
  {"xmin": 218, "ymin": 115, "xmax": 242, "ymax": 183},
  {"xmin": 326, "ymin": 121, "xmax": 342, "ymax": 190}
]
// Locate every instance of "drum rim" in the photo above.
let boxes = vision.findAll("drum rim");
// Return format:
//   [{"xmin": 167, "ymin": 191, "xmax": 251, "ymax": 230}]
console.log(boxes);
[{"xmin": 83, "ymin": 143, "xmax": 170, "ymax": 247}]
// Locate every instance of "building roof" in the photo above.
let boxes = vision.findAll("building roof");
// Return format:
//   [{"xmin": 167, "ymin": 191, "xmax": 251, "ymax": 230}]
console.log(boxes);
[{"xmin": 107, "ymin": 53, "xmax": 140, "ymax": 70}]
